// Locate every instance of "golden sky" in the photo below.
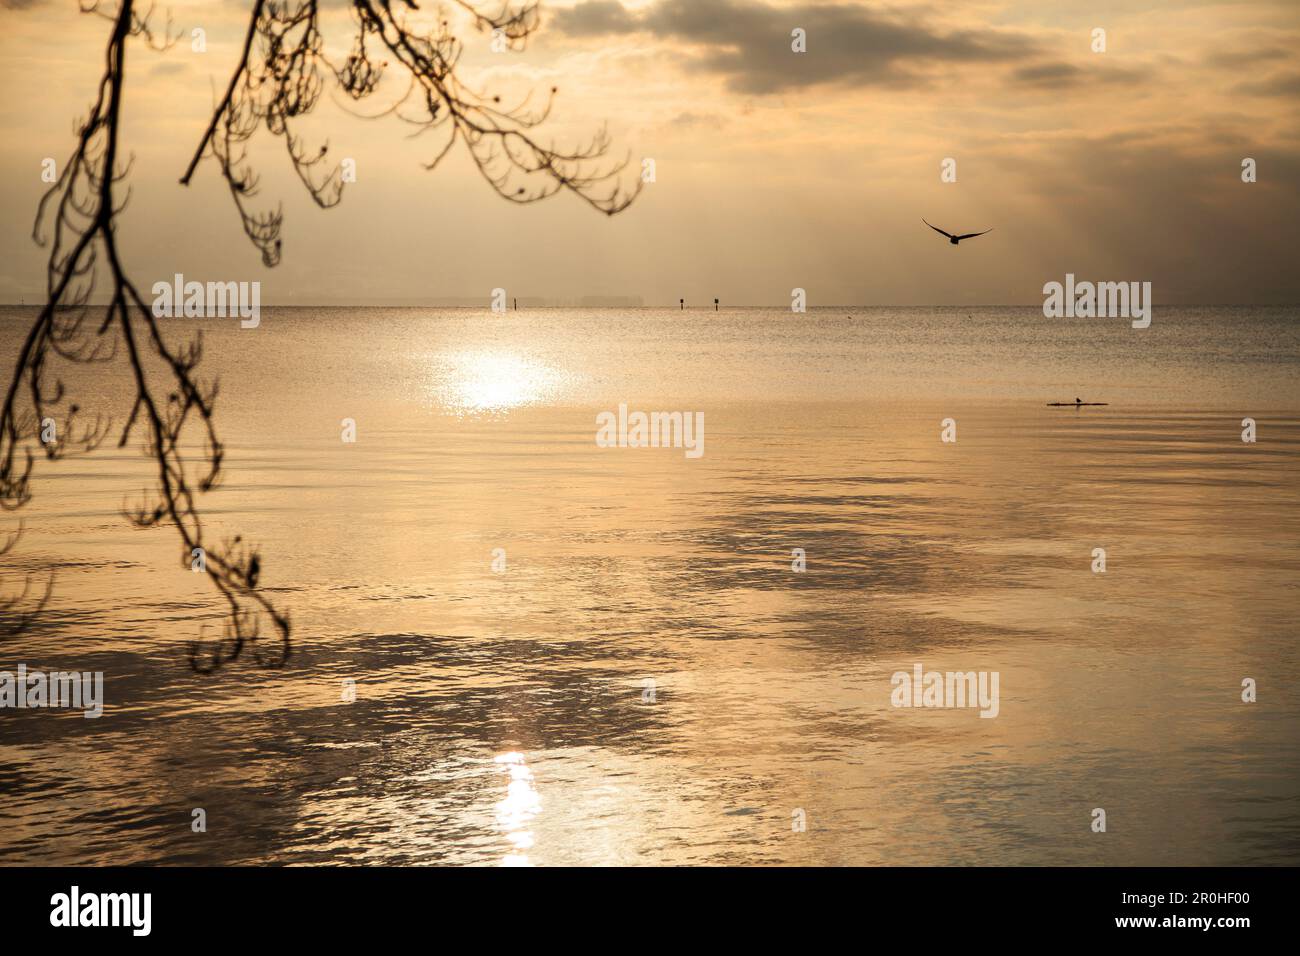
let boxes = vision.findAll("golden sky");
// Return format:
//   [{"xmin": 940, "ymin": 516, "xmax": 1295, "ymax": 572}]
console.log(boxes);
[{"xmin": 1, "ymin": 0, "xmax": 1297, "ymax": 304}]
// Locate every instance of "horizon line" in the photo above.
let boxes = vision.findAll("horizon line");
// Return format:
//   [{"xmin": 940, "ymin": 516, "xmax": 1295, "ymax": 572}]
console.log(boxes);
[{"xmin": 4, "ymin": 302, "xmax": 1297, "ymax": 309}]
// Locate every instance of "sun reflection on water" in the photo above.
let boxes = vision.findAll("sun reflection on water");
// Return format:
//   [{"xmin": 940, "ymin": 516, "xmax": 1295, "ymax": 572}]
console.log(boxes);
[
  {"xmin": 494, "ymin": 752, "xmax": 541, "ymax": 867},
  {"xmin": 431, "ymin": 350, "xmax": 564, "ymax": 416}
]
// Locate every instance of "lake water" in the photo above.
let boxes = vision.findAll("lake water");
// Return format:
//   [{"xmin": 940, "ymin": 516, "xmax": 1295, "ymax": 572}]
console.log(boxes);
[{"xmin": 1, "ymin": 305, "xmax": 1298, "ymax": 865}]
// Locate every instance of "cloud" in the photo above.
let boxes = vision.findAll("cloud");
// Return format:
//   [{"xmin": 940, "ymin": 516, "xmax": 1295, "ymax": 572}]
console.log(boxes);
[
  {"xmin": 551, "ymin": 0, "xmax": 1042, "ymax": 93},
  {"xmin": 1205, "ymin": 46, "xmax": 1293, "ymax": 70},
  {"xmin": 1012, "ymin": 63, "xmax": 1086, "ymax": 88},
  {"xmin": 1012, "ymin": 61, "xmax": 1148, "ymax": 89},
  {"xmin": 1233, "ymin": 71, "xmax": 1300, "ymax": 97},
  {"xmin": 150, "ymin": 61, "xmax": 190, "ymax": 78},
  {"xmin": 554, "ymin": 0, "xmax": 638, "ymax": 35},
  {"xmin": 667, "ymin": 111, "xmax": 725, "ymax": 129}
]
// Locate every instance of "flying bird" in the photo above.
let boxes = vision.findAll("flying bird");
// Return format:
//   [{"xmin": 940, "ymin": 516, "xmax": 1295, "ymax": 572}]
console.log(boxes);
[{"xmin": 922, "ymin": 219, "xmax": 993, "ymax": 245}]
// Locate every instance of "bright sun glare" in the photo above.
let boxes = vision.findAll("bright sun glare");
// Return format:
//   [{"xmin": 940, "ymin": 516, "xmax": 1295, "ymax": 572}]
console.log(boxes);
[{"xmin": 433, "ymin": 350, "xmax": 564, "ymax": 415}]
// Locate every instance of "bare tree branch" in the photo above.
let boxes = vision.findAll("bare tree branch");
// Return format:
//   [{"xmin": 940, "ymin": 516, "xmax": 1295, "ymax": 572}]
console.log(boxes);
[
  {"xmin": 3, "ymin": 0, "xmax": 288, "ymax": 669},
  {"xmin": 3, "ymin": 0, "xmax": 638, "ymax": 666},
  {"xmin": 181, "ymin": 0, "xmax": 640, "ymax": 264}
]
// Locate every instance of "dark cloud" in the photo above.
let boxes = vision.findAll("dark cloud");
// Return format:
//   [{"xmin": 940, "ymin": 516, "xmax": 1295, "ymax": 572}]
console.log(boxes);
[
  {"xmin": 551, "ymin": 0, "xmax": 1042, "ymax": 94},
  {"xmin": 976, "ymin": 128, "xmax": 1300, "ymax": 302},
  {"xmin": 1012, "ymin": 61, "xmax": 1148, "ymax": 89},
  {"xmin": 555, "ymin": 0, "xmax": 638, "ymax": 35},
  {"xmin": 1205, "ymin": 46, "xmax": 1293, "ymax": 70},
  {"xmin": 1233, "ymin": 71, "xmax": 1300, "ymax": 97},
  {"xmin": 150, "ymin": 61, "xmax": 190, "ymax": 77},
  {"xmin": 1013, "ymin": 63, "xmax": 1085, "ymax": 88}
]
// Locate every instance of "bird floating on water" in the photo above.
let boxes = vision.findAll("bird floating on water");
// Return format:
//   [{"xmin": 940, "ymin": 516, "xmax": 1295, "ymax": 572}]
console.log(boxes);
[{"xmin": 922, "ymin": 219, "xmax": 993, "ymax": 245}]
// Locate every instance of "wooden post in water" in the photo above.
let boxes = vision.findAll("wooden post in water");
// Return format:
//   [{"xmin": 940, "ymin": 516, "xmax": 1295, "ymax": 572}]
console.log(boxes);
[
  {"xmin": 714, "ymin": 297, "xmax": 719, "ymax": 311},
  {"xmin": 679, "ymin": 298, "xmax": 684, "ymax": 310}
]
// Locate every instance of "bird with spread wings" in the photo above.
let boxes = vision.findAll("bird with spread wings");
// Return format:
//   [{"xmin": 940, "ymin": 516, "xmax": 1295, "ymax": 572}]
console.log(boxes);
[{"xmin": 922, "ymin": 219, "xmax": 994, "ymax": 245}]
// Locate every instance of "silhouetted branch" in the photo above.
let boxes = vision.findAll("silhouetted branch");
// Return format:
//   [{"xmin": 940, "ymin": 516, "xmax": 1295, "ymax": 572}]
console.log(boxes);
[
  {"xmin": 2, "ymin": 0, "xmax": 289, "ymax": 669},
  {"xmin": 4, "ymin": 0, "xmax": 636, "ymax": 665},
  {"xmin": 181, "ymin": 0, "xmax": 640, "ymax": 264}
]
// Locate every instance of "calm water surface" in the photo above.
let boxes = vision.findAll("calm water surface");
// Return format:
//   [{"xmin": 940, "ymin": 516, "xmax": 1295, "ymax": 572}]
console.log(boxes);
[{"xmin": 1, "ymin": 306, "xmax": 1298, "ymax": 865}]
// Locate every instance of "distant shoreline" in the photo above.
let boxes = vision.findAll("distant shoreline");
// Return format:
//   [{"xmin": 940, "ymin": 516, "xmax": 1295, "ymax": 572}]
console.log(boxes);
[{"xmin": 3, "ymin": 303, "xmax": 1296, "ymax": 310}]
